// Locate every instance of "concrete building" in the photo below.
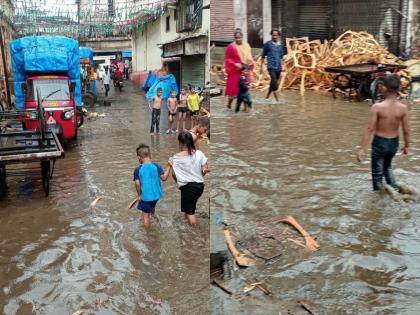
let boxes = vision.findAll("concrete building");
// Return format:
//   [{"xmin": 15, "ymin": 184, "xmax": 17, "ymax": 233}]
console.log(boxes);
[
  {"xmin": 78, "ymin": 0, "xmax": 131, "ymax": 62},
  {"xmin": 132, "ymin": 0, "xmax": 210, "ymax": 89},
  {"xmin": 210, "ymin": 0, "xmax": 419, "ymax": 58},
  {"xmin": 0, "ymin": 0, "xmax": 16, "ymax": 106}
]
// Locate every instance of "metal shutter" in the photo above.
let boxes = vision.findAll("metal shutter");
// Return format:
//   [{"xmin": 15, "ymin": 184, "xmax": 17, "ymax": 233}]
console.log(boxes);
[
  {"xmin": 210, "ymin": 0, "xmax": 235, "ymax": 43},
  {"xmin": 181, "ymin": 55, "xmax": 206, "ymax": 88},
  {"xmin": 296, "ymin": 0, "xmax": 331, "ymax": 40},
  {"xmin": 335, "ymin": 0, "xmax": 404, "ymax": 55},
  {"xmin": 280, "ymin": 0, "xmax": 331, "ymax": 40}
]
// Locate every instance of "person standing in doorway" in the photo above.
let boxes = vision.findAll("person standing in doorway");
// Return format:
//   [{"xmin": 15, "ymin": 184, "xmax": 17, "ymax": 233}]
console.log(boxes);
[
  {"xmin": 224, "ymin": 29, "xmax": 254, "ymax": 109},
  {"xmin": 261, "ymin": 29, "xmax": 285, "ymax": 103},
  {"xmin": 124, "ymin": 58, "xmax": 130, "ymax": 80},
  {"xmin": 357, "ymin": 75, "xmax": 410, "ymax": 191},
  {"xmin": 103, "ymin": 67, "xmax": 111, "ymax": 97}
]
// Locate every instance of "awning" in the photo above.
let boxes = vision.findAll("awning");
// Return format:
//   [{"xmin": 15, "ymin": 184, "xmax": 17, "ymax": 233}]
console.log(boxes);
[{"xmin": 122, "ymin": 50, "xmax": 132, "ymax": 58}]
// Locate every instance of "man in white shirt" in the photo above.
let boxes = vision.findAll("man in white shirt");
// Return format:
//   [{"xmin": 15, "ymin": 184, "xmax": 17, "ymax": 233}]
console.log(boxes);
[{"xmin": 103, "ymin": 67, "xmax": 111, "ymax": 97}]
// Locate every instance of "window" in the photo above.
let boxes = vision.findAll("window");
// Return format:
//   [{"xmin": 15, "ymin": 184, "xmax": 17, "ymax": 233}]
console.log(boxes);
[
  {"xmin": 177, "ymin": 0, "xmax": 202, "ymax": 32},
  {"xmin": 166, "ymin": 16, "xmax": 170, "ymax": 32}
]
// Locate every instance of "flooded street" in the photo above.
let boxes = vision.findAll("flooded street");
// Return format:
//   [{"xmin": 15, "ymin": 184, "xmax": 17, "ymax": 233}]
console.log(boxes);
[
  {"xmin": 211, "ymin": 91, "xmax": 420, "ymax": 314},
  {"xmin": 0, "ymin": 83, "xmax": 209, "ymax": 315}
]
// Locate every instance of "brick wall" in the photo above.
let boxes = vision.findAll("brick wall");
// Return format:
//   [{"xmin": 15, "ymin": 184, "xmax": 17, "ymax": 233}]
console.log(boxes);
[{"xmin": 210, "ymin": 0, "xmax": 235, "ymax": 43}]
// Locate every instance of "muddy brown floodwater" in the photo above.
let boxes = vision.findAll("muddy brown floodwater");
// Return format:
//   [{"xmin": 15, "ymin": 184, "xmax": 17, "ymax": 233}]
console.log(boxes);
[
  {"xmin": 0, "ymin": 83, "xmax": 209, "ymax": 315},
  {"xmin": 210, "ymin": 91, "xmax": 420, "ymax": 315}
]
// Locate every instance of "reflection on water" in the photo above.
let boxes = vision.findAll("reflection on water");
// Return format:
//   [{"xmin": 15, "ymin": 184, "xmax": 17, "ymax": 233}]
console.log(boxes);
[
  {"xmin": 211, "ymin": 91, "xmax": 420, "ymax": 315},
  {"xmin": 0, "ymin": 84, "xmax": 209, "ymax": 315}
]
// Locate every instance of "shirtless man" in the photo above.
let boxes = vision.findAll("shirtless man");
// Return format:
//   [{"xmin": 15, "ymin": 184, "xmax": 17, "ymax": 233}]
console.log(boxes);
[{"xmin": 357, "ymin": 75, "xmax": 410, "ymax": 191}]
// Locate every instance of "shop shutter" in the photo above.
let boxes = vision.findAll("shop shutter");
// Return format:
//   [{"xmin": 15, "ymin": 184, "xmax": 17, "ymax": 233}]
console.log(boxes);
[
  {"xmin": 181, "ymin": 55, "xmax": 205, "ymax": 88},
  {"xmin": 335, "ymin": 0, "xmax": 405, "ymax": 55},
  {"xmin": 210, "ymin": 0, "xmax": 234, "ymax": 43},
  {"xmin": 296, "ymin": 0, "xmax": 331, "ymax": 40},
  {"xmin": 281, "ymin": 0, "xmax": 331, "ymax": 40}
]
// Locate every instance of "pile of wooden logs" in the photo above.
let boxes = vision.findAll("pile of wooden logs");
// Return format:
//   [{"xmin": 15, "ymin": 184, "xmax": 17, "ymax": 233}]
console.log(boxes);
[{"xmin": 211, "ymin": 31, "xmax": 418, "ymax": 94}]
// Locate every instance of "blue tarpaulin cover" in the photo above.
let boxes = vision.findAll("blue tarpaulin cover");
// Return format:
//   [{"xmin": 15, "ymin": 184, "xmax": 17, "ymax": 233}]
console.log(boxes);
[
  {"xmin": 79, "ymin": 47, "xmax": 94, "ymax": 65},
  {"xmin": 10, "ymin": 36, "xmax": 82, "ymax": 108},
  {"xmin": 145, "ymin": 74, "xmax": 178, "ymax": 100},
  {"xmin": 143, "ymin": 71, "xmax": 156, "ymax": 91},
  {"xmin": 122, "ymin": 50, "xmax": 132, "ymax": 58}
]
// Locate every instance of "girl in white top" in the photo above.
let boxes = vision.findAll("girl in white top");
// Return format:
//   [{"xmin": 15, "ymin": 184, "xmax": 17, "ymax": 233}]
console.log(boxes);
[{"xmin": 170, "ymin": 132, "xmax": 209, "ymax": 225}]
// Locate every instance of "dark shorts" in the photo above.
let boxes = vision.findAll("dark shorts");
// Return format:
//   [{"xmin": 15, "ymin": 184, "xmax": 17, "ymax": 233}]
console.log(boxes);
[
  {"xmin": 137, "ymin": 199, "xmax": 158, "ymax": 213},
  {"xmin": 371, "ymin": 135, "xmax": 399, "ymax": 191},
  {"xmin": 190, "ymin": 110, "xmax": 200, "ymax": 116},
  {"xmin": 268, "ymin": 69, "xmax": 281, "ymax": 91},
  {"xmin": 178, "ymin": 107, "xmax": 188, "ymax": 113},
  {"xmin": 180, "ymin": 182, "xmax": 204, "ymax": 215},
  {"xmin": 168, "ymin": 112, "xmax": 177, "ymax": 117}
]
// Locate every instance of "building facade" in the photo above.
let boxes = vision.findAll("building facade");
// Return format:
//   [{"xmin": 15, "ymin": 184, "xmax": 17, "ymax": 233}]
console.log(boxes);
[
  {"xmin": 132, "ymin": 0, "xmax": 210, "ymax": 89},
  {"xmin": 210, "ymin": 0, "xmax": 419, "ymax": 58},
  {"xmin": 0, "ymin": 0, "xmax": 16, "ymax": 106}
]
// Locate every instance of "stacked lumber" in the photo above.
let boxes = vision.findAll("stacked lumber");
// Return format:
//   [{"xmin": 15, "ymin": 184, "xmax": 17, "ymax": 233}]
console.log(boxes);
[{"xmin": 211, "ymin": 31, "xmax": 418, "ymax": 94}]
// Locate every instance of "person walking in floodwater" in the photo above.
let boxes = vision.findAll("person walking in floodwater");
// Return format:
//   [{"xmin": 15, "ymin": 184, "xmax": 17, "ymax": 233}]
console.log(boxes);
[
  {"xmin": 357, "ymin": 75, "xmax": 410, "ymax": 191},
  {"xmin": 224, "ymin": 29, "xmax": 254, "ymax": 109},
  {"xmin": 169, "ymin": 132, "xmax": 209, "ymax": 225},
  {"xmin": 133, "ymin": 144, "xmax": 171, "ymax": 229},
  {"xmin": 261, "ymin": 29, "xmax": 285, "ymax": 103},
  {"xmin": 150, "ymin": 88, "xmax": 163, "ymax": 134}
]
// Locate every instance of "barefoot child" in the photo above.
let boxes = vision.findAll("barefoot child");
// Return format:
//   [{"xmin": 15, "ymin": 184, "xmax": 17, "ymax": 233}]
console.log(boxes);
[
  {"xmin": 187, "ymin": 87, "xmax": 200, "ymax": 128},
  {"xmin": 236, "ymin": 66, "xmax": 252, "ymax": 113},
  {"xmin": 176, "ymin": 87, "xmax": 188, "ymax": 132},
  {"xmin": 134, "ymin": 144, "xmax": 171, "ymax": 228},
  {"xmin": 170, "ymin": 132, "xmax": 209, "ymax": 225},
  {"xmin": 150, "ymin": 88, "xmax": 163, "ymax": 134},
  {"xmin": 166, "ymin": 90, "xmax": 178, "ymax": 134},
  {"xmin": 357, "ymin": 74, "xmax": 410, "ymax": 191}
]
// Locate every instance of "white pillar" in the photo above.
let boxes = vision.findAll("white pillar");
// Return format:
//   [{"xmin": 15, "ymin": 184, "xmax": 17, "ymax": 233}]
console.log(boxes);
[
  {"xmin": 233, "ymin": 0, "xmax": 248, "ymax": 42},
  {"xmin": 263, "ymin": 0, "xmax": 272, "ymax": 43}
]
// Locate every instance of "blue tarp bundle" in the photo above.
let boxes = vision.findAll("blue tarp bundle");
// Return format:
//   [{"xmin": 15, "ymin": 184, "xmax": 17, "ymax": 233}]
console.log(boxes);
[
  {"xmin": 145, "ymin": 74, "xmax": 178, "ymax": 100},
  {"xmin": 10, "ymin": 36, "xmax": 82, "ymax": 108},
  {"xmin": 143, "ymin": 71, "xmax": 156, "ymax": 92},
  {"xmin": 122, "ymin": 50, "xmax": 132, "ymax": 58},
  {"xmin": 79, "ymin": 47, "xmax": 94, "ymax": 65}
]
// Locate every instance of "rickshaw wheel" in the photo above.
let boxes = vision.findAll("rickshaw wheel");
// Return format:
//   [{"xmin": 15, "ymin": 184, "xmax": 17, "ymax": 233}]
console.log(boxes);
[
  {"xmin": 0, "ymin": 166, "xmax": 7, "ymax": 195},
  {"xmin": 41, "ymin": 161, "xmax": 50, "ymax": 197}
]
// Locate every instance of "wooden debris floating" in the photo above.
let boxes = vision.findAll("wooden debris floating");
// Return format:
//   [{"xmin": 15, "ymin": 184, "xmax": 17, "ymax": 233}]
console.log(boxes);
[
  {"xmin": 277, "ymin": 216, "xmax": 320, "ymax": 251},
  {"xmin": 223, "ymin": 228, "xmax": 255, "ymax": 267}
]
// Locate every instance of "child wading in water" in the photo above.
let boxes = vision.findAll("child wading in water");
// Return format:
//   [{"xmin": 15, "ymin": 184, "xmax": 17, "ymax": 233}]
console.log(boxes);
[
  {"xmin": 134, "ymin": 144, "xmax": 171, "ymax": 228},
  {"xmin": 357, "ymin": 74, "xmax": 410, "ymax": 191},
  {"xmin": 236, "ymin": 66, "xmax": 252, "ymax": 113},
  {"xmin": 166, "ymin": 90, "xmax": 178, "ymax": 134},
  {"xmin": 176, "ymin": 87, "xmax": 188, "ymax": 132},
  {"xmin": 150, "ymin": 88, "xmax": 163, "ymax": 134},
  {"xmin": 187, "ymin": 87, "xmax": 200, "ymax": 128},
  {"xmin": 170, "ymin": 132, "xmax": 209, "ymax": 225}
]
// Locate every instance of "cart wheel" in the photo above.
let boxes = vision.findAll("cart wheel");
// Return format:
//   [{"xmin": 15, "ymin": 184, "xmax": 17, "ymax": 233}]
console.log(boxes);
[
  {"xmin": 371, "ymin": 78, "xmax": 385, "ymax": 105},
  {"xmin": 0, "ymin": 166, "xmax": 7, "ymax": 196},
  {"xmin": 331, "ymin": 86, "xmax": 337, "ymax": 99},
  {"xmin": 41, "ymin": 161, "xmax": 51, "ymax": 197}
]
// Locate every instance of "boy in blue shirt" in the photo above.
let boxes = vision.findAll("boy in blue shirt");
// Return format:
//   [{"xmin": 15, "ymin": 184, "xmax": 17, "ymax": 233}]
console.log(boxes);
[{"xmin": 133, "ymin": 144, "xmax": 171, "ymax": 228}]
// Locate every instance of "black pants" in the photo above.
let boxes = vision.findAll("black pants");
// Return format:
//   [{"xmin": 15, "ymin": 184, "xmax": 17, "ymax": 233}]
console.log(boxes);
[
  {"xmin": 180, "ymin": 182, "xmax": 204, "ymax": 215},
  {"xmin": 268, "ymin": 69, "xmax": 281, "ymax": 91},
  {"xmin": 104, "ymin": 84, "xmax": 110, "ymax": 97},
  {"xmin": 236, "ymin": 92, "xmax": 252, "ymax": 112},
  {"xmin": 371, "ymin": 135, "xmax": 399, "ymax": 191},
  {"xmin": 150, "ymin": 108, "xmax": 161, "ymax": 133}
]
